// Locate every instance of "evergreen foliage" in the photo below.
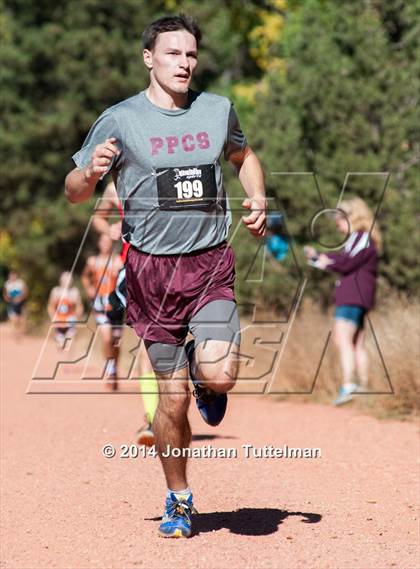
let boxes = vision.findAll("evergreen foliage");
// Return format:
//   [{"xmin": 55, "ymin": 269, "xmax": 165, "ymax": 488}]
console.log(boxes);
[{"xmin": 1, "ymin": 0, "xmax": 417, "ymax": 317}]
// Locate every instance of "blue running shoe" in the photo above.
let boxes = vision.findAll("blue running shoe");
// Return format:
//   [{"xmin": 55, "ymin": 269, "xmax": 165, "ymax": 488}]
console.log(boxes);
[
  {"xmin": 158, "ymin": 492, "xmax": 197, "ymax": 538},
  {"xmin": 185, "ymin": 340, "xmax": 228, "ymax": 427},
  {"xmin": 333, "ymin": 382, "xmax": 359, "ymax": 406}
]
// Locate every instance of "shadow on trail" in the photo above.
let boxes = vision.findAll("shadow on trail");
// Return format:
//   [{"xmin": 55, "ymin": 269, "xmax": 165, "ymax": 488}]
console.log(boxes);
[
  {"xmin": 147, "ymin": 508, "xmax": 321, "ymax": 537},
  {"xmin": 191, "ymin": 434, "xmax": 237, "ymax": 441},
  {"xmin": 193, "ymin": 508, "xmax": 322, "ymax": 536}
]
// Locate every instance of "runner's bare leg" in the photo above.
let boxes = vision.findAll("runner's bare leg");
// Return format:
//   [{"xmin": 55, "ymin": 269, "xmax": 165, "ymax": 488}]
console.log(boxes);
[{"xmin": 152, "ymin": 366, "xmax": 191, "ymax": 491}]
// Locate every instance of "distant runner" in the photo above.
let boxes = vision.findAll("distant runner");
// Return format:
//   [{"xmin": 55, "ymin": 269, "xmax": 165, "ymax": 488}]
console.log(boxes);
[
  {"xmin": 47, "ymin": 271, "xmax": 83, "ymax": 349},
  {"xmin": 82, "ymin": 233, "xmax": 123, "ymax": 390},
  {"xmin": 3, "ymin": 270, "xmax": 28, "ymax": 339}
]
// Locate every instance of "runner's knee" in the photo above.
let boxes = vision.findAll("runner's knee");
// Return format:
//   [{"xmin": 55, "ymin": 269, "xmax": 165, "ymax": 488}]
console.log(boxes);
[
  {"xmin": 158, "ymin": 389, "xmax": 190, "ymax": 418},
  {"xmin": 198, "ymin": 357, "xmax": 238, "ymax": 392},
  {"xmin": 204, "ymin": 374, "xmax": 236, "ymax": 393}
]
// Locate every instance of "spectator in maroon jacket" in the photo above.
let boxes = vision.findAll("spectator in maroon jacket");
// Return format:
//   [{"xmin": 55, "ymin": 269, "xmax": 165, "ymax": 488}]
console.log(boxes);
[{"xmin": 304, "ymin": 198, "xmax": 382, "ymax": 405}]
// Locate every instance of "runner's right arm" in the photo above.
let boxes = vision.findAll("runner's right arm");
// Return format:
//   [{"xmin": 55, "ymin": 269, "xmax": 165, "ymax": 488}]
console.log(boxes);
[{"xmin": 65, "ymin": 138, "xmax": 120, "ymax": 204}]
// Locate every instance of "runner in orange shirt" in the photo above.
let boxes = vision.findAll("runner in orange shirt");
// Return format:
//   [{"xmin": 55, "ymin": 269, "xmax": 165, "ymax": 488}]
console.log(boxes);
[
  {"xmin": 47, "ymin": 271, "xmax": 83, "ymax": 349},
  {"xmin": 82, "ymin": 233, "xmax": 124, "ymax": 390}
]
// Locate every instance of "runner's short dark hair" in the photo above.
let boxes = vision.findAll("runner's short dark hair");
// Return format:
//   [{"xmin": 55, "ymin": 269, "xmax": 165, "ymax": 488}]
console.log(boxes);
[{"xmin": 142, "ymin": 14, "xmax": 202, "ymax": 51}]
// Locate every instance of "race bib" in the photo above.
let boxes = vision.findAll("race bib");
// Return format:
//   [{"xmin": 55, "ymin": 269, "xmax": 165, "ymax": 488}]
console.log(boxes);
[{"xmin": 156, "ymin": 164, "xmax": 217, "ymax": 211}]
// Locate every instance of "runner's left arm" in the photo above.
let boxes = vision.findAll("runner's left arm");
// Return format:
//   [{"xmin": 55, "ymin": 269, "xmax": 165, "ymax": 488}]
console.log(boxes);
[
  {"xmin": 224, "ymin": 103, "xmax": 266, "ymax": 238},
  {"xmin": 230, "ymin": 146, "xmax": 267, "ymax": 238}
]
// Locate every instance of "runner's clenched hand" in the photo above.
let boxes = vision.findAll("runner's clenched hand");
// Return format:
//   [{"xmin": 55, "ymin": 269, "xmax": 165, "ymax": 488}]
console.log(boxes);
[
  {"xmin": 242, "ymin": 197, "xmax": 267, "ymax": 238},
  {"xmin": 84, "ymin": 138, "xmax": 120, "ymax": 180}
]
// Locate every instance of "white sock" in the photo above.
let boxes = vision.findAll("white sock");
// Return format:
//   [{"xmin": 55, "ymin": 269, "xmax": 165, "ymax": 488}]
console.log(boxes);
[{"xmin": 168, "ymin": 487, "xmax": 191, "ymax": 501}]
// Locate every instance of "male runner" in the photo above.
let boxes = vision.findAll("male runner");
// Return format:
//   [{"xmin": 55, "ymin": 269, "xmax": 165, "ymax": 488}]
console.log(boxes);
[
  {"xmin": 3, "ymin": 270, "xmax": 28, "ymax": 339},
  {"xmin": 93, "ymin": 181, "xmax": 158, "ymax": 446},
  {"xmin": 82, "ymin": 233, "xmax": 124, "ymax": 390},
  {"xmin": 47, "ymin": 271, "xmax": 83, "ymax": 349},
  {"xmin": 65, "ymin": 15, "xmax": 266, "ymax": 538}
]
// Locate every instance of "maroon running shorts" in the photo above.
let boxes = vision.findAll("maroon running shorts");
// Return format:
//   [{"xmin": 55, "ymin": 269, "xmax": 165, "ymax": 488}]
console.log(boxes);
[{"xmin": 125, "ymin": 241, "xmax": 236, "ymax": 345}]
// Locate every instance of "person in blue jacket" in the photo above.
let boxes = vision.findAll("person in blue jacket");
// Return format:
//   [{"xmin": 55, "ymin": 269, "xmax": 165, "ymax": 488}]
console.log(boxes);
[{"xmin": 266, "ymin": 212, "xmax": 289, "ymax": 262}]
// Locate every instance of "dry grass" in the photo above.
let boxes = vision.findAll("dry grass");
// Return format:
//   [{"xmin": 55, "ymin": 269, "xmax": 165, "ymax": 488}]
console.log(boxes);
[
  {"xmin": 237, "ymin": 297, "xmax": 420, "ymax": 419},
  {"xmin": 28, "ymin": 296, "xmax": 419, "ymax": 419}
]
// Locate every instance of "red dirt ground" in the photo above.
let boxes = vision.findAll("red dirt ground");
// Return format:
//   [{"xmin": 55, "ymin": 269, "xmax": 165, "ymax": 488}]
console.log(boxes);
[{"xmin": 1, "ymin": 325, "xmax": 419, "ymax": 569}]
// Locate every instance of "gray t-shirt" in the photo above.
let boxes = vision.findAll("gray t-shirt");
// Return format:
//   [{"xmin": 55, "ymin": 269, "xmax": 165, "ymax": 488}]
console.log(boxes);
[{"xmin": 73, "ymin": 90, "xmax": 247, "ymax": 254}]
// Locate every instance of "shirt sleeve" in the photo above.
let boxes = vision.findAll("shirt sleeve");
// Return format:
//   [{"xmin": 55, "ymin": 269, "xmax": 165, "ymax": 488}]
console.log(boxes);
[
  {"xmin": 224, "ymin": 103, "xmax": 248, "ymax": 161},
  {"xmin": 325, "ymin": 244, "xmax": 376, "ymax": 275},
  {"xmin": 72, "ymin": 110, "xmax": 123, "ymax": 172}
]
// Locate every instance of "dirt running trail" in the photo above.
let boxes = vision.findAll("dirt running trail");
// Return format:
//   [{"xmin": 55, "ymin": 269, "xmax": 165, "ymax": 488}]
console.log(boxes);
[{"xmin": 1, "ymin": 326, "xmax": 419, "ymax": 569}]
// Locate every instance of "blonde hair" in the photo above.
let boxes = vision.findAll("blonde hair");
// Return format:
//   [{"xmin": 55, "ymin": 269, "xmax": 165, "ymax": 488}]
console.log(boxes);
[{"xmin": 338, "ymin": 197, "xmax": 382, "ymax": 252}]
